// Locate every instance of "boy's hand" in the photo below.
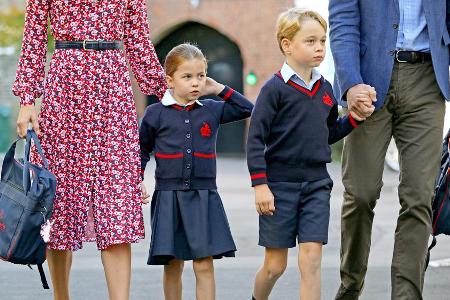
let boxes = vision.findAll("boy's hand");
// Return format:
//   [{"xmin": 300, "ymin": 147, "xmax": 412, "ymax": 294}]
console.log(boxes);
[
  {"xmin": 202, "ymin": 77, "xmax": 225, "ymax": 96},
  {"xmin": 141, "ymin": 182, "xmax": 150, "ymax": 204},
  {"xmin": 254, "ymin": 184, "xmax": 276, "ymax": 216}
]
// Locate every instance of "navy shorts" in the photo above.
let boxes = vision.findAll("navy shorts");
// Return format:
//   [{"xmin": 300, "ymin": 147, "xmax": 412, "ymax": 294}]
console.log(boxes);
[{"xmin": 259, "ymin": 178, "xmax": 333, "ymax": 248}]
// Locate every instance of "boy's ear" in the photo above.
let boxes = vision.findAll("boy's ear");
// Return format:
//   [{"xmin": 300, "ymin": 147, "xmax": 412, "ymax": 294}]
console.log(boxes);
[
  {"xmin": 166, "ymin": 75, "xmax": 174, "ymax": 89},
  {"xmin": 280, "ymin": 38, "xmax": 291, "ymax": 55}
]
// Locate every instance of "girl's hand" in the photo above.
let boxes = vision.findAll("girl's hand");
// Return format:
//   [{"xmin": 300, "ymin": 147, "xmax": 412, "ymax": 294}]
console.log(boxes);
[
  {"xmin": 141, "ymin": 182, "xmax": 150, "ymax": 204},
  {"xmin": 202, "ymin": 77, "xmax": 225, "ymax": 96},
  {"xmin": 254, "ymin": 184, "xmax": 276, "ymax": 216},
  {"xmin": 17, "ymin": 104, "xmax": 40, "ymax": 138}
]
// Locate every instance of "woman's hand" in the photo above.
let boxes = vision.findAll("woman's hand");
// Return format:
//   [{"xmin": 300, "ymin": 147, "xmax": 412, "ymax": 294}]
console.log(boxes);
[
  {"xmin": 141, "ymin": 182, "xmax": 150, "ymax": 204},
  {"xmin": 202, "ymin": 77, "xmax": 225, "ymax": 96},
  {"xmin": 16, "ymin": 104, "xmax": 39, "ymax": 138},
  {"xmin": 254, "ymin": 184, "xmax": 276, "ymax": 216}
]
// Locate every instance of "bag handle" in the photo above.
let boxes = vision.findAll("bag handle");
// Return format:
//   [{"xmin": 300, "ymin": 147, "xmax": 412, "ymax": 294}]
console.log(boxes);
[
  {"xmin": 23, "ymin": 130, "xmax": 49, "ymax": 192},
  {"xmin": 24, "ymin": 130, "xmax": 48, "ymax": 168},
  {"xmin": 0, "ymin": 137, "xmax": 21, "ymax": 180}
]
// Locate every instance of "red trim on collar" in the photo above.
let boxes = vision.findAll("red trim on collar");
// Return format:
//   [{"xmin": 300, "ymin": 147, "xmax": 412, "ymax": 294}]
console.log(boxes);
[
  {"xmin": 276, "ymin": 71, "xmax": 321, "ymax": 97},
  {"xmin": 171, "ymin": 104, "xmax": 183, "ymax": 110},
  {"xmin": 171, "ymin": 102, "xmax": 198, "ymax": 111}
]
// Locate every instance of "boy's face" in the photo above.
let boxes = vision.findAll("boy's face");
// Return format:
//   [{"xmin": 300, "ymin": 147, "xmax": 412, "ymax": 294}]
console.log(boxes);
[
  {"xmin": 166, "ymin": 58, "xmax": 207, "ymax": 104},
  {"xmin": 283, "ymin": 18, "xmax": 326, "ymax": 69}
]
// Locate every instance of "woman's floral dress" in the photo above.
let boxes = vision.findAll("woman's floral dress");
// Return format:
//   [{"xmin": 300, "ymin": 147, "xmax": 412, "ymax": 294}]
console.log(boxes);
[{"xmin": 12, "ymin": 0, "xmax": 167, "ymax": 251}]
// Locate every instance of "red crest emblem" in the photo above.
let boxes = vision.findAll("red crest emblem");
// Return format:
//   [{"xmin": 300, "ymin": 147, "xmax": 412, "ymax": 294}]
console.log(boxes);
[
  {"xmin": 200, "ymin": 122, "xmax": 212, "ymax": 137},
  {"xmin": 322, "ymin": 92, "xmax": 334, "ymax": 107}
]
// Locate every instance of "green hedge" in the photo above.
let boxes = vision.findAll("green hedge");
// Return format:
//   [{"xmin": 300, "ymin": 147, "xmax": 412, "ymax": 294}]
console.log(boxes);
[{"xmin": 0, "ymin": 6, "xmax": 54, "ymax": 52}]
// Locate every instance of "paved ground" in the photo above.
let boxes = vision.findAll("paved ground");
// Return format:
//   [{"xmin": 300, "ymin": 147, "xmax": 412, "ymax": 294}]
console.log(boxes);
[{"xmin": 1, "ymin": 158, "xmax": 450, "ymax": 299}]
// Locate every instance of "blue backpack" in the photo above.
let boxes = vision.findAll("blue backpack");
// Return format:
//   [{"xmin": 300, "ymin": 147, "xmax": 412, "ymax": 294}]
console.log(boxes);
[
  {"xmin": 0, "ymin": 130, "xmax": 56, "ymax": 289},
  {"xmin": 426, "ymin": 130, "xmax": 450, "ymax": 268}
]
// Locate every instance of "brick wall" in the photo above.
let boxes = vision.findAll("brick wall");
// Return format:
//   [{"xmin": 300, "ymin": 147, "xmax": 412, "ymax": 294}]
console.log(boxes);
[{"xmin": 145, "ymin": 0, "xmax": 294, "ymax": 104}]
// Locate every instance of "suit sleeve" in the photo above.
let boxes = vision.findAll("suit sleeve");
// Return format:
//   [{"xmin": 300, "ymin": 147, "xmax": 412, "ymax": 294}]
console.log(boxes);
[
  {"xmin": 447, "ymin": 0, "xmax": 450, "ymax": 34},
  {"xmin": 217, "ymin": 86, "xmax": 254, "ymax": 124},
  {"xmin": 447, "ymin": 0, "xmax": 450, "ymax": 62},
  {"xmin": 246, "ymin": 83, "xmax": 278, "ymax": 186},
  {"xmin": 329, "ymin": 0, "xmax": 364, "ymax": 102}
]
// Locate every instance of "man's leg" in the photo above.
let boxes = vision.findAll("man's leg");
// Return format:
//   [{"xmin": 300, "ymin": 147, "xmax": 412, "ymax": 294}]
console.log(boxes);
[
  {"xmin": 391, "ymin": 61, "xmax": 445, "ymax": 300},
  {"xmin": 336, "ymin": 81, "xmax": 396, "ymax": 299}
]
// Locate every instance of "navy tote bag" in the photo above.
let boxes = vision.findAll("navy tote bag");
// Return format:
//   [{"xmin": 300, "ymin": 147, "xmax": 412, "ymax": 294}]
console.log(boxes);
[{"xmin": 0, "ymin": 130, "xmax": 56, "ymax": 288}]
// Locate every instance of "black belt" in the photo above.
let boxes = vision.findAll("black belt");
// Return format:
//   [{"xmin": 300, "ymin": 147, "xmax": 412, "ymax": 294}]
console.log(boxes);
[
  {"xmin": 394, "ymin": 50, "xmax": 432, "ymax": 63},
  {"xmin": 55, "ymin": 40, "xmax": 123, "ymax": 51}
]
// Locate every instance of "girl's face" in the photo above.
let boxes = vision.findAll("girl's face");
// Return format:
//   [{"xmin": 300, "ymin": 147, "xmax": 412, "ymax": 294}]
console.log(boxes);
[
  {"xmin": 282, "ymin": 18, "xmax": 326, "ymax": 69},
  {"xmin": 166, "ymin": 58, "xmax": 207, "ymax": 104}
]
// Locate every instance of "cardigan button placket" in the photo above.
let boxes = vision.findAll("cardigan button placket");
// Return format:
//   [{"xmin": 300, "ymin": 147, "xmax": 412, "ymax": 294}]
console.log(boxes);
[{"xmin": 183, "ymin": 110, "xmax": 193, "ymax": 189}]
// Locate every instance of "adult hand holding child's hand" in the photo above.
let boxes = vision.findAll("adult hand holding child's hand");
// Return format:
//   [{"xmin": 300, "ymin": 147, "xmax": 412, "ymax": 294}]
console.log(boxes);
[{"xmin": 347, "ymin": 84, "xmax": 377, "ymax": 119}]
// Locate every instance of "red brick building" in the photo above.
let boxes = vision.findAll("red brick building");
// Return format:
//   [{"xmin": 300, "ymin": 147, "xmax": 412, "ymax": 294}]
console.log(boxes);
[{"xmin": 132, "ymin": 0, "xmax": 295, "ymax": 152}]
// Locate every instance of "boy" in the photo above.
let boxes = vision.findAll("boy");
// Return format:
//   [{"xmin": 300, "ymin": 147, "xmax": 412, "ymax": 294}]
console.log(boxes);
[{"xmin": 246, "ymin": 8, "xmax": 373, "ymax": 300}]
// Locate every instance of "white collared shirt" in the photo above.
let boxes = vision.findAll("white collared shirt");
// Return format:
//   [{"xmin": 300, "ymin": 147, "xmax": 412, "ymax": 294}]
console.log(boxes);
[
  {"xmin": 161, "ymin": 89, "xmax": 203, "ymax": 107},
  {"xmin": 279, "ymin": 62, "xmax": 322, "ymax": 91}
]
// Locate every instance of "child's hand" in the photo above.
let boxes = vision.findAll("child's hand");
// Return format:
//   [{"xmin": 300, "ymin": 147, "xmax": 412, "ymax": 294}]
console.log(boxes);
[
  {"xmin": 202, "ymin": 77, "xmax": 225, "ymax": 96},
  {"xmin": 254, "ymin": 184, "xmax": 276, "ymax": 216},
  {"xmin": 141, "ymin": 182, "xmax": 150, "ymax": 204}
]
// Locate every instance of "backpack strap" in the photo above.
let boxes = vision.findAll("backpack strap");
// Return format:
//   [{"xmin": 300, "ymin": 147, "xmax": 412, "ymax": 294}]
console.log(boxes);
[
  {"xmin": 27, "ymin": 264, "xmax": 50, "ymax": 289},
  {"xmin": 37, "ymin": 263, "xmax": 50, "ymax": 289}
]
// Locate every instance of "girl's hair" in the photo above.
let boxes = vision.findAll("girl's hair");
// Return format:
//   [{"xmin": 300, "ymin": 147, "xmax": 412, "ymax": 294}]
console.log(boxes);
[
  {"xmin": 276, "ymin": 8, "xmax": 328, "ymax": 54},
  {"xmin": 164, "ymin": 43, "xmax": 208, "ymax": 76}
]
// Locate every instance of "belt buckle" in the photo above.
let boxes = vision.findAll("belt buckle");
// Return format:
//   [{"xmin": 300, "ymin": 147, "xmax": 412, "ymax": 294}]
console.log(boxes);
[
  {"xmin": 82, "ymin": 40, "xmax": 96, "ymax": 51},
  {"xmin": 395, "ymin": 50, "xmax": 408, "ymax": 63}
]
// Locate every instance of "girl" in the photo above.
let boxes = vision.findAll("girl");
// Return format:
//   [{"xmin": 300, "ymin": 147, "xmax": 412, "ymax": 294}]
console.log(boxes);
[
  {"xmin": 139, "ymin": 43, "xmax": 253, "ymax": 300},
  {"xmin": 14, "ymin": 0, "xmax": 166, "ymax": 299}
]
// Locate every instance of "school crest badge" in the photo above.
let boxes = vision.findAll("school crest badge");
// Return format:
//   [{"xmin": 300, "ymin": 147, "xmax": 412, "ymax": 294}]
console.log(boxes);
[
  {"xmin": 200, "ymin": 122, "xmax": 212, "ymax": 137},
  {"xmin": 322, "ymin": 93, "xmax": 333, "ymax": 107}
]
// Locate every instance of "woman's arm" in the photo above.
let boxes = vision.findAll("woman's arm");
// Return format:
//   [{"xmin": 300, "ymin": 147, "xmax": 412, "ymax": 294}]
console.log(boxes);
[
  {"xmin": 123, "ymin": 0, "xmax": 167, "ymax": 99},
  {"xmin": 13, "ymin": 0, "xmax": 49, "ymax": 136}
]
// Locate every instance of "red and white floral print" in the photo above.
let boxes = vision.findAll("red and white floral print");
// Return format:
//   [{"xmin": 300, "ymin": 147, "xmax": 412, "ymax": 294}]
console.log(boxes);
[{"xmin": 12, "ymin": 0, "xmax": 167, "ymax": 251}]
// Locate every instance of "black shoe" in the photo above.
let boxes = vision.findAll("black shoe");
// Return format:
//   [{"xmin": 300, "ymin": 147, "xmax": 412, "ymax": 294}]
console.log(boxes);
[{"xmin": 335, "ymin": 284, "xmax": 361, "ymax": 300}]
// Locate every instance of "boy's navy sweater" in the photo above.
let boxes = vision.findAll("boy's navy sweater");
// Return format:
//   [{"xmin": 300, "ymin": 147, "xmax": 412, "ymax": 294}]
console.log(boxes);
[
  {"xmin": 247, "ymin": 73, "xmax": 361, "ymax": 186},
  {"xmin": 140, "ymin": 86, "xmax": 253, "ymax": 190}
]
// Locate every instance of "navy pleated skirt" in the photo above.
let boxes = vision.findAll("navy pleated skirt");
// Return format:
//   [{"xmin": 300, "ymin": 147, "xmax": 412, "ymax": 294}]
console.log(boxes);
[{"xmin": 147, "ymin": 189, "xmax": 236, "ymax": 265}]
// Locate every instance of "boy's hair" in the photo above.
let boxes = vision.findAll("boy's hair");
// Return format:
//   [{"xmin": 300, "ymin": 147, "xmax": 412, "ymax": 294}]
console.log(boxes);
[
  {"xmin": 164, "ymin": 43, "xmax": 208, "ymax": 76},
  {"xmin": 276, "ymin": 8, "xmax": 328, "ymax": 54}
]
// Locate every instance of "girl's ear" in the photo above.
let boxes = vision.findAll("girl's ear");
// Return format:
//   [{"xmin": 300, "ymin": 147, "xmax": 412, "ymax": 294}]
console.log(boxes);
[
  {"xmin": 281, "ymin": 38, "xmax": 291, "ymax": 55},
  {"xmin": 166, "ymin": 75, "xmax": 174, "ymax": 89}
]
